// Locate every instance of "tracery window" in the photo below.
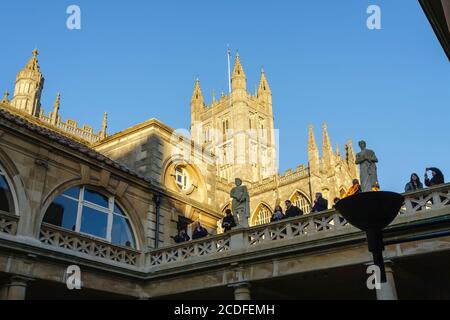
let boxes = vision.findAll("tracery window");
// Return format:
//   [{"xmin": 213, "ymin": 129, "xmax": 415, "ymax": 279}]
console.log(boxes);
[
  {"xmin": 291, "ymin": 191, "xmax": 311, "ymax": 214},
  {"xmin": 252, "ymin": 204, "xmax": 273, "ymax": 226}
]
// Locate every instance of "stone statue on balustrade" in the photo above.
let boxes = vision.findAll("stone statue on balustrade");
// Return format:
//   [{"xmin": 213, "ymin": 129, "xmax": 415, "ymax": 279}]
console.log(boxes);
[
  {"xmin": 230, "ymin": 178, "xmax": 250, "ymax": 228},
  {"xmin": 355, "ymin": 140, "xmax": 380, "ymax": 192}
]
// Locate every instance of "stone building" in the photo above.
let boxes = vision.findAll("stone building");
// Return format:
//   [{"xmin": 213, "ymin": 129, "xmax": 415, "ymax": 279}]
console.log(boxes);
[
  {"xmin": 1, "ymin": 50, "xmax": 358, "ymax": 238},
  {"xmin": 1, "ymin": 50, "xmax": 449, "ymax": 300}
]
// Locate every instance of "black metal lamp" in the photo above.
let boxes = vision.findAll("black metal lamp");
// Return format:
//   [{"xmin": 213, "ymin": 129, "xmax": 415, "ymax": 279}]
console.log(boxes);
[{"xmin": 335, "ymin": 191, "xmax": 404, "ymax": 282}]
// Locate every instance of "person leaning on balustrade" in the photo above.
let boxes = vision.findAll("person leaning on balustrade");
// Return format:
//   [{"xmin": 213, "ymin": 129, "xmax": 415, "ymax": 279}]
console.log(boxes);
[
  {"xmin": 284, "ymin": 200, "xmax": 303, "ymax": 218},
  {"xmin": 271, "ymin": 205, "xmax": 285, "ymax": 222},
  {"xmin": 343, "ymin": 179, "xmax": 362, "ymax": 198},
  {"xmin": 405, "ymin": 173, "xmax": 424, "ymax": 192},
  {"xmin": 221, "ymin": 209, "xmax": 237, "ymax": 232},
  {"xmin": 192, "ymin": 221, "xmax": 209, "ymax": 240},
  {"xmin": 425, "ymin": 167, "xmax": 445, "ymax": 187},
  {"xmin": 311, "ymin": 193, "xmax": 329, "ymax": 213}
]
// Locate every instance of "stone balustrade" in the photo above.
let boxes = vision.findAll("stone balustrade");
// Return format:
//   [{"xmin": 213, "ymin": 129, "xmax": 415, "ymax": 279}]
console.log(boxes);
[
  {"xmin": 39, "ymin": 223, "xmax": 140, "ymax": 266},
  {"xmin": 146, "ymin": 183, "xmax": 450, "ymax": 269},
  {"xmin": 1, "ymin": 184, "xmax": 449, "ymax": 270},
  {"xmin": 0, "ymin": 211, "xmax": 19, "ymax": 236}
]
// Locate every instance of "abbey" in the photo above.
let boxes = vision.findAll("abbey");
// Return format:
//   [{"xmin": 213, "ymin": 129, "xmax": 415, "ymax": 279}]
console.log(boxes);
[
  {"xmin": 0, "ymin": 50, "xmax": 358, "ymax": 238},
  {"xmin": 1, "ymin": 50, "xmax": 449, "ymax": 300}
]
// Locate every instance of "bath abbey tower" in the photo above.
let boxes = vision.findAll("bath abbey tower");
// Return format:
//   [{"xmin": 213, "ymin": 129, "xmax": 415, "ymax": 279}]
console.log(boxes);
[{"xmin": 1, "ymin": 50, "xmax": 358, "ymax": 239}]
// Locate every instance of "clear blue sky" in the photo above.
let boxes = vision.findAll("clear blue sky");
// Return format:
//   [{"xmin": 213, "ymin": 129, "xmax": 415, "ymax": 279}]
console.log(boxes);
[{"xmin": 0, "ymin": 0, "xmax": 448, "ymax": 192}]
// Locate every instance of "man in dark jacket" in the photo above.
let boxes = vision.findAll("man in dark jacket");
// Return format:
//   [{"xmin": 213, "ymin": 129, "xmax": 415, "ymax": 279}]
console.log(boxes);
[
  {"xmin": 171, "ymin": 229, "xmax": 190, "ymax": 244},
  {"xmin": 311, "ymin": 193, "xmax": 328, "ymax": 213},
  {"xmin": 284, "ymin": 200, "xmax": 303, "ymax": 218},
  {"xmin": 192, "ymin": 222, "xmax": 209, "ymax": 240},
  {"xmin": 222, "ymin": 209, "xmax": 237, "ymax": 232}
]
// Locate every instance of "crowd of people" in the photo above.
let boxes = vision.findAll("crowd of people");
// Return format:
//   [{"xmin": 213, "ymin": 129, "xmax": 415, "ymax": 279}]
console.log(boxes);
[{"xmin": 172, "ymin": 167, "xmax": 446, "ymax": 244}]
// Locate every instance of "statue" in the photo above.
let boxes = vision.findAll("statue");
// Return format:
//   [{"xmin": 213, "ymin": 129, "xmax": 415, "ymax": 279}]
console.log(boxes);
[
  {"xmin": 230, "ymin": 178, "xmax": 250, "ymax": 228},
  {"xmin": 355, "ymin": 141, "xmax": 379, "ymax": 192}
]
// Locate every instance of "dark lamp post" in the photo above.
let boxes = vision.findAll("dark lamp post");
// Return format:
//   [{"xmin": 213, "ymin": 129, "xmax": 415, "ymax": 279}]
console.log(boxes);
[{"xmin": 335, "ymin": 191, "xmax": 404, "ymax": 283}]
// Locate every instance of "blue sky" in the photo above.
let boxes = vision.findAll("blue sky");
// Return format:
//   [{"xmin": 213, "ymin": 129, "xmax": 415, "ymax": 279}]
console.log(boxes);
[{"xmin": 0, "ymin": 0, "xmax": 448, "ymax": 192}]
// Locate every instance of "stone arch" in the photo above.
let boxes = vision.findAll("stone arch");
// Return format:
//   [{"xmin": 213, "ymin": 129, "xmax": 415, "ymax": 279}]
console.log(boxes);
[
  {"xmin": 251, "ymin": 202, "xmax": 273, "ymax": 226},
  {"xmin": 0, "ymin": 146, "xmax": 27, "ymax": 216},
  {"xmin": 38, "ymin": 178, "xmax": 145, "ymax": 250},
  {"xmin": 288, "ymin": 189, "xmax": 311, "ymax": 214}
]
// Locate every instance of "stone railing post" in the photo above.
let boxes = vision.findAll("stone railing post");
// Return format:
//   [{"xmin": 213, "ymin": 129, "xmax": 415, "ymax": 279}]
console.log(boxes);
[
  {"xmin": 0, "ymin": 276, "xmax": 33, "ymax": 300},
  {"xmin": 230, "ymin": 282, "xmax": 252, "ymax": 300},
  {"xmin": 376, "ymin": 261, "xmax": 398, "ymax": 301},
  {"xmin": 230, "ymin": 229, "xmax": 246, "ymax": 250}
]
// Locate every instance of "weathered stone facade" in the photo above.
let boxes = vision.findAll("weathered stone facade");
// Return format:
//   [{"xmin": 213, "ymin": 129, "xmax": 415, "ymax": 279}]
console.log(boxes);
[
  {"xmin": 1, "ymin": 50, "xmax": 450, "ymax": 301},
  {"xmin": 1, "ymin": 50, "xmax": 359, "ymax": 235}
]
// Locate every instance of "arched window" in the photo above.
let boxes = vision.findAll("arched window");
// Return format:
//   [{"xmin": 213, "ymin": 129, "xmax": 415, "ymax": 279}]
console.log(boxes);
[
  {"xmin": 252, "ymin": 204, "xmax": 273, "ymax": 226},
  {"xmin": 0, "ymin": 165, "xmax": 15, "ymax": 214},
  {"xmin": 291, "ymin": 191, "xmax": 311, "ymax": 214},
  {"xmin": 43, "ymin": 186, "xmax": 136, "ymax": 248}
]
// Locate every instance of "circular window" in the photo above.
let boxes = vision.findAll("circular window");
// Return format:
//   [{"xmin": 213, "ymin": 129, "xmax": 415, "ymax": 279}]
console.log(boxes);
[{"xmin": 175, "ymin": 166, "xmax": 190, "ymax": 191}]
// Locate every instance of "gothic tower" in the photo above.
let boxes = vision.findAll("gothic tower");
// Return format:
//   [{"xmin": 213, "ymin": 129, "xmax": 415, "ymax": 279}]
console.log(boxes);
[
  {"xmin": 190, "ymin": 53, "xmax": 277, "ymax": 184},
  {"xmin": 11, "ymin": 49, "xmax": 44, "ymax": 117}
]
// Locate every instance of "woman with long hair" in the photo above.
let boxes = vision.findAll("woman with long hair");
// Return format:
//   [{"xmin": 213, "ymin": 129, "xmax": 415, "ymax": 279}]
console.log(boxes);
[{"xmin": 405, "ymin": 173, "xmax": 424, "ymax": 192}]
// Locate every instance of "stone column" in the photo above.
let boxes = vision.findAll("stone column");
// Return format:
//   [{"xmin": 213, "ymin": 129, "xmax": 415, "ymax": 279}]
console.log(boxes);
[
  {"xmin": 376, "ymin": 261, "xmax": 398, "ymax": 301},
  {"xmin": 1, "ymin": 276, "xmax": 32, "ymax": 300},
  {"xmin": 232, "ymin": 282, "xmax": 251, "ymax": 300}
]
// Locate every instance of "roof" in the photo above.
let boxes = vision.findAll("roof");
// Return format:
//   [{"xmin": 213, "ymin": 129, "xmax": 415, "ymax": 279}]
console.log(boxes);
[
  {"xmin": 420, "ymin": 0, "xmax": 450, "ymax": 60},
  {"xmin": 0, "ymin": 107, "xmax": 152, "ymax": 184}
]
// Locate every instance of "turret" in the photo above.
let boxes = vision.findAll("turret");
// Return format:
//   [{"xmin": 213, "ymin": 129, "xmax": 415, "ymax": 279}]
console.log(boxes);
[
  {"xmin": 51, "ymin": 93, "xmax": 61, "ymax": 125},
  {"xmin": 231, "ymin": 53, "xmax": 247, "ymax": 97},
  {"xmin": 11, "ymin": 49, "xmax": 45, "ymax": 117},
  {"xmin": 345, "ymin": 140, "xmax": 358, "ymax": 178},
  {"xmin": 308, "ymin": 125, "xmax": 320, "ymax": 174},
  {"xmin": 100, "ymin": 112, "xmax": 108, "ymax": 140},
  {"xmin": 191, "ymin": 78, "xmax": 204, "ymax": 114},
  {"xmin": 1, "ymin": 90, "xmax": 9, "ymax": 104},
  {"xmin": 321, "ymin": 123, "xmax": 334, "ymax": 172},
  {"xmin": 257, "ymin": 68, "xmax": 272, "ymax": 107}
]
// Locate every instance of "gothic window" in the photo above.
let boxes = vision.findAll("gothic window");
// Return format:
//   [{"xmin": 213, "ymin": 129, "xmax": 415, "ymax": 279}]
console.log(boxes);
[
  {"xmin": 175, "ymin": 167, "xmax": 189, "ymax": 191},
  {"xmin": 291, "ymin": 192, "xmax": 311, "ymax": 214},
  {"xmin": 0, "ymin": 165, "xmax": 15, "ymax": 214},
  {"xmin": 43, "ymin": 187, "xmax": 136, "ymax": 248},
  {"xmin": 252, "ymin": 204, "xmax": 273, "ymax": 226}
]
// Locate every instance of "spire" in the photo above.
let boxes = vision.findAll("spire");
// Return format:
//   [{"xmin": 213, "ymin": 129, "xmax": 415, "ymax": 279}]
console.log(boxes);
[
  {"xmin": 308, "ymin": 124, "xmax": 318, "ymax": 152},
  {"xmin": 191, "ymin": 78, "xmax": 204, "ymax": 106},
  {"xmin": 322, "ymin": 123, "xmax": 333, "ymax": 153},
  {"xmin": 335, "ymin": 144, "xmax": 342, "ymax": 159},
  {"xmin": 308, "ymin": 125, "xmax": 320, "ymax": 174},
  {"xmin": 25, "ymin": 49, "xmax": 41, "ymax": 72},
  {"xmin": 100, "ymin": 112, "xmax": 108, "ymax": 140},
  {"xmin": 345, "ymin": 139, "xmax": 358, "ymax": 178},
  {"xmin": 51, "ymin": 92, "xmax": 60, "ymax": 125},
  {"xmin": 257, "ymin": 68, "xmax": 271, "ymax": 96},
  {"xmin": 1, "ymin": 90, "xmax": 9, "ymax": 104},
  {"xmin": 11, "ymin": 49, "xmax": 45, "ymax": 116},
  {"xmin": 231, "ymin": 52, "xmax": 246, "ymax": 92},
  {"xmin": 322, "ymin": 123, "xmax": 334, "ymax": 170}
]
